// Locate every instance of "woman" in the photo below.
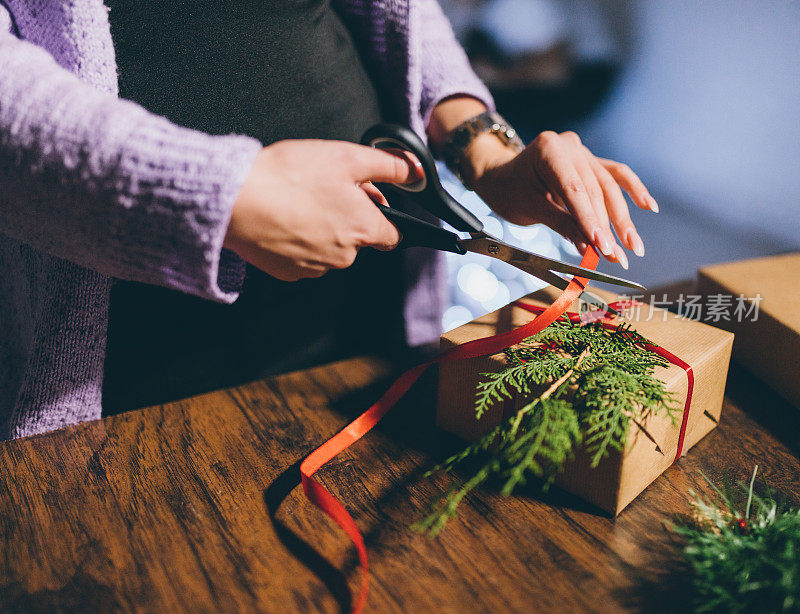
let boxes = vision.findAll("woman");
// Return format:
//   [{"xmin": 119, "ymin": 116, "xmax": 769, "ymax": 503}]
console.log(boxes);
[{"xmin": 0, "ymin": 0, "xmax": 655, "ymax": 439}]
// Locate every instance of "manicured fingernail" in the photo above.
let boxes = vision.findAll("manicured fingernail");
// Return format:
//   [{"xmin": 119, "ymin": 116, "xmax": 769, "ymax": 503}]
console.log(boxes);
[
  {"xmin": 593, "ymin": 228, "xmax": 614, "ymax": 256},
  {"xmin": 647, "ymin": 195, "xmax": 659, "ymax": 213},
  {"xmin": 397, "ymin": 151, "xmax": 424, "ymax": 180},
  {"xmin": 627, "ymin": 230, "xmax": 645, "ymax": 257},
  {"xmin": 614, "ymin": 244, "xmax": 629, "ymax": 270}
]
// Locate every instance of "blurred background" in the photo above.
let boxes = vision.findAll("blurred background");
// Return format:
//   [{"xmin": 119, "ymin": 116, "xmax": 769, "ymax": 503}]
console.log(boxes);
[{"xmin": 438, "ymin": 0, "xmax": 800, "ymax": 331}]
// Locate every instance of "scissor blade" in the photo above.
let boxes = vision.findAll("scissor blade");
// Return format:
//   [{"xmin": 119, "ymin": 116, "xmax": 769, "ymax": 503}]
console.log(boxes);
[
  {"xmin": 514, "ymin": 264, "xmax": 619, "ymax": 316},
  {"xmin": 459, "ymin": 235, "xmax": 646, "ymax": 291}
]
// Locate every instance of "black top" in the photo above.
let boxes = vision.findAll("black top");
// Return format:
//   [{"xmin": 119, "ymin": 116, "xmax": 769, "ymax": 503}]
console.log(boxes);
[{"xmin": 102, "ymin": 0, "xmax": 405, "ymax": 413}]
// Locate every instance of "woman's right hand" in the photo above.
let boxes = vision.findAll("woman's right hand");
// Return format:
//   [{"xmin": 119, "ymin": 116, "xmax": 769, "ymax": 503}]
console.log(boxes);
[{"xmin": 223, "ymin": 140, "xmax": 421, "ymax": 281}]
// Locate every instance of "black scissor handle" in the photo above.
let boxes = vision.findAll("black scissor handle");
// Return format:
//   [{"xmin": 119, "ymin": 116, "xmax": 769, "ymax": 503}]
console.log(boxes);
[
  {"xmin": 360, "ymin": 123, "xmax": 484, "ymax": 234},
  {"xmin": 377, "ymin": 205, "xmax": 466, "ymax": 255}
]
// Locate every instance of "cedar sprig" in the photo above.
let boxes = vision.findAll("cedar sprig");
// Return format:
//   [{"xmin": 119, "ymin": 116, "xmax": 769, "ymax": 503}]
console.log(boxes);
[
  {"xmin": 670, "ymin": 466, "xmax": 800, "ymax": 613},
  {"xmin": 415, "ymin": 316, "xmax": 677, "ymax": 536},
  {"xmin": 414, "ymin": 396, "xmax": 580, "ymax": 537},
  {"xmin": 474, "ymin": 352, "xmax": 576, "ymax": 419}
]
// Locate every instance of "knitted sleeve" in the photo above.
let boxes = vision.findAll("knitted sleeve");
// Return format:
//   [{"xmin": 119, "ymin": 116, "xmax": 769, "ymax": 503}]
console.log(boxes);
[
  {"xmin": 415, "ymin": 0, "xmax": 495, "ymax": 128},
  {"xmin": 0, "ymin": 28, "xmax": 262, "ymax": 303}
]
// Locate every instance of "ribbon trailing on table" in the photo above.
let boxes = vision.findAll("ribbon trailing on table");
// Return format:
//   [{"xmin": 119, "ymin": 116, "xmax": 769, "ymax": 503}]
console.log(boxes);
[
  {"xmin": 297, "ymin": 247, "xmax": 701, "ymax": 613},
  {"xmin": 513, "ymin": 298, "xmax": 695, "ymax": 461},
  {"xmin": 299, "ymin": 249, "xmax": 596, "ymax": 613}
]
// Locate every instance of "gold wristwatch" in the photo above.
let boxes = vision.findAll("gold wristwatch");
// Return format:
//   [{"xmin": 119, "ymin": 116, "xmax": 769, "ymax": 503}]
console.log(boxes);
[{"xmin": 440, "ymin": 111, "xmax": 525, "ymax": 190}]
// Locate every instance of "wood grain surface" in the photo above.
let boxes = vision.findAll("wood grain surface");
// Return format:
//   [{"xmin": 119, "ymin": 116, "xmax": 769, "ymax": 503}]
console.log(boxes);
[{"xmin": 1, "ymin": 351, "xmax": 800, "ymax": 613}]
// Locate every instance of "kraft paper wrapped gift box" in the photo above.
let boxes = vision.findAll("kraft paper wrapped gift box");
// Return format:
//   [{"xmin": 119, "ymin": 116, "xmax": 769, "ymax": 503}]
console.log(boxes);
[
  {"xmin": 436, "ymin": 288, "xmax": 734, "ymax": 515},
  {"xmin": 698, "ymin": 253, "xmax": 800, "ymax": 408}
]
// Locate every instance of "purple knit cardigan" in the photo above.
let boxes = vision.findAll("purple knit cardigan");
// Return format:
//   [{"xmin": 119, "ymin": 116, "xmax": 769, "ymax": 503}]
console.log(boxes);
[{"xmin": 0, "ymin": 0, "xmax": 492, "ymax": 439}]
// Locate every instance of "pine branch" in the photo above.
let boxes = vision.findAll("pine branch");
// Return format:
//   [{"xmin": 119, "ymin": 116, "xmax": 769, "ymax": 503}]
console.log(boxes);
[
  {"xmin": 416, "ymin": 316, "xmax": 678, "ymax": 536},
  {"xmin": 414, "ymin": 350, "xmax": 588, "ymax": 536},
  {"xmin": 669, "ymin": 467, "xmax": 800, "ymax": 612},
  {"xmin": 474, "ymin": 352, "xmax": 576, "ymax": 419}
]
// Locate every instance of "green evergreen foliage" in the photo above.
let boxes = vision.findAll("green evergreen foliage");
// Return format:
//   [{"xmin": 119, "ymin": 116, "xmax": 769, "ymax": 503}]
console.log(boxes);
[
  {"xmin": 671, "ymin": 467, "xmax": 800, "ymax": 613},
  {"xmin": 415, "ymin": 316, "xmax": 677, "ymax": 536}
]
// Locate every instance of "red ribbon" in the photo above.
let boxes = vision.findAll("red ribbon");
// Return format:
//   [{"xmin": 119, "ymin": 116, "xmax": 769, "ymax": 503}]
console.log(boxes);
[
  {"xmin": 300, "ymin": 249, "xmax": 600, "ymax": 613},
  {"xmin": 513, "ymin": 299, "xmax": 695, "ymax": 461}
]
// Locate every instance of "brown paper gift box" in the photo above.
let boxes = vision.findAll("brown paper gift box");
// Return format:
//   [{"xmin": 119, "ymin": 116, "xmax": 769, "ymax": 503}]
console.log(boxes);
[
  {"xmin": 436, "ymin": 288, "xmax": 734, "ymax": 515},
  {"xmin": 698, "ymin": 253, "xmax": 800, "ymax": 408}
]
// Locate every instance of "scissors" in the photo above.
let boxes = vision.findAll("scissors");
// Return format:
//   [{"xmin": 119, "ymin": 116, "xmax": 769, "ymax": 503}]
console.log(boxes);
[{"xmin": 360, "ymin": 123, "xmax": 646, "ymax": 314}]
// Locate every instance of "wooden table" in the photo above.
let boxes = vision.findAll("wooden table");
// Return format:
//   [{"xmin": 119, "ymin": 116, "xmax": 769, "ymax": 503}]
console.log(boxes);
[{"xmin": 2, "ymin": 352, "xmax": 800, "ymax": 613}]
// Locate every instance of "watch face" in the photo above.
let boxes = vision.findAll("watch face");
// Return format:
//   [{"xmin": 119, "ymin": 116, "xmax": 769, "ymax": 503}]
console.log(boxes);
[{"xmin": 443, "ymin": 112, "xmax": 524, "ymax": 187}]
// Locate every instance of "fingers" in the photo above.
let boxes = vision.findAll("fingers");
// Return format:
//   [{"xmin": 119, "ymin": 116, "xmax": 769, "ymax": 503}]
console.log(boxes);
[
  {"xmin": 361, "ymin": 181, "xmax": 389, "ymax": 206},
  {"xmin": 353, "ymin": 191, "xmax": 401, "ymax": 251},
  {"xmin": 349, "ymin": 144, "xmax": 424, "ymax": 185},
  {"xmin": 370, "ymin": 217, "xmax": 402, "ymax": 251},
  {"xmin": 537, "ymin": 205, "xmax": 589, "ymax": 254},
  {"xmin": 567, "ymin": 136, "xmax": 619, "ymax": 259},
  {"xmin": 588, "ymin": 153, "xmax": 644, "ymax": 261},
  {"xmin": 259, "ymin": 261, "xmax": 328, "ymax": 282},
  {"xmin": 532, "ymin": 131, "xmax": 615, "ymax": 259},
  {"xmin": 355, "ymin": 185, "xmax": 401, "ymax": 250},
  {"xmin": 597, "ymin": 157, "xmax": 659, "ymax": 213},
  {"xmin": 383, "ymin": 148, "xmax": 425, "ymax": 184}
]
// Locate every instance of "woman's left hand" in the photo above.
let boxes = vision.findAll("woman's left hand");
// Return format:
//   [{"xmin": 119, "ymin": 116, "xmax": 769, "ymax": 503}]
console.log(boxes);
[
  {"xmin": 465, "ymin": 130, "xmax": 658, "ymax": 269},
  {"xmin": 428, "ymin": 97, "xmax": 658, "ymax": 269}
]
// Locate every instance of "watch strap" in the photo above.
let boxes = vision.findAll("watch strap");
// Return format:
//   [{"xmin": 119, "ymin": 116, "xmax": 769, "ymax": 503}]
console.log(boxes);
[{"xmin": 440, "ymin": 111, "xmax": 525, "ymax": 190}]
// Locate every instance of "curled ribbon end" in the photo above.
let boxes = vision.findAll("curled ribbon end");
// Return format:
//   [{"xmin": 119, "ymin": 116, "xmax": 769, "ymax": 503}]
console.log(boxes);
[{"xmin": 297, "ymin": 248, "xmax": 602, "ymax": 611}]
